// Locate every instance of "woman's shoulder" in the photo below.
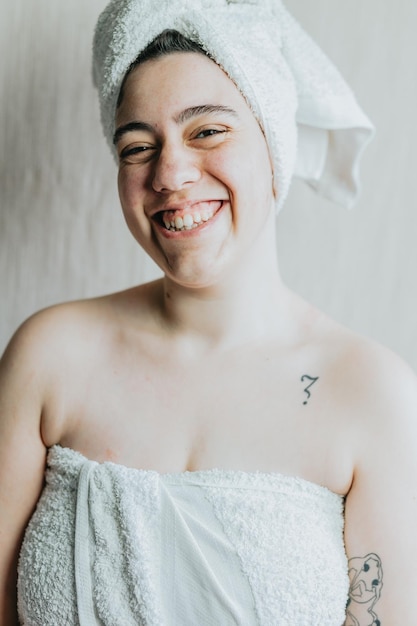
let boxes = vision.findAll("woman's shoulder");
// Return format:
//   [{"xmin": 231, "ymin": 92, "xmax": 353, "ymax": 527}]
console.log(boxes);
[
  {"xmin": 325, "ymin": 319, "xmax": 416, "ymax": 395},
  {"xmin": 315, "ymin": 313, "xmax": 417, "ymax": 436},
  {"xmin": 0, "ymin": 283, "xmax": 162, "ymax": 445},
  {"xmin": 3, "ymin": 298, "xmax": 107, "ymax": 366},
  {"xmin": 1, "ymin": 282, "xmax": 159, "ymax": 393},
  {"xmin": 4, "ymin": 282, "xmax": 159, "ymax": 355}
]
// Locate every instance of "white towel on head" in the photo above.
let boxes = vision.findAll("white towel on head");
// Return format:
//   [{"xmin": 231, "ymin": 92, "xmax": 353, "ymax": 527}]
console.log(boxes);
[{"xmin": 93, "ymin": 0, "xmax": 374, "ymax": 211}]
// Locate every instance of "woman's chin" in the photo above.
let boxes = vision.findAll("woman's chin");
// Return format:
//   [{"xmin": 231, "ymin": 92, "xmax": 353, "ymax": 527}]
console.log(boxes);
[{"xmin": 156, "ymin": 238, "xmax": 234, "ymax": 290}]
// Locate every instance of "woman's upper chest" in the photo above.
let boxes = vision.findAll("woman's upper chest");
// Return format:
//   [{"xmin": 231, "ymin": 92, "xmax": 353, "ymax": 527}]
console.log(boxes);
[{"xmin": 51, "ymin": 340, "xmax": 354, "ymax": 495}]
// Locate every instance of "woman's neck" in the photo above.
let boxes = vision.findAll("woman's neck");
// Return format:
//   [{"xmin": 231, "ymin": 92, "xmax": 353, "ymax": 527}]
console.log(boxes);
[{"xmin": 157, "ymin": 224, "xmax": 299, "ymax": 353}]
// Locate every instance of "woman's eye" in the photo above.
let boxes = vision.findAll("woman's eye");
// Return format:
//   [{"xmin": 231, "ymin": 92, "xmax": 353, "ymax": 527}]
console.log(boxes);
[
  {"xmin": 194, "ymin": 128, "xmax": 226, "ymax": 139},
  {"xmin": 119, "ymin": 145, "xmax": 156, "ymax": 162}
]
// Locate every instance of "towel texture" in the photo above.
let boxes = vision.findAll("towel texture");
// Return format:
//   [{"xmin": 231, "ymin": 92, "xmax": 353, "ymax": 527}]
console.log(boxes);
[
  {"xmin": 18, "ymin": 446, "xmax": 349, "ymax": 625},
  {"xmin": 93, "ymin": 0, "xmax": 374, "ymax": 211}
]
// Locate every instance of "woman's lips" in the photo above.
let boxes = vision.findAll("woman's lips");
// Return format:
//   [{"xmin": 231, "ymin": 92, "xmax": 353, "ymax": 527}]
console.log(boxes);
[{"xmin": 154, "ymin": 200, "xmax": 225, "ymax": 234}]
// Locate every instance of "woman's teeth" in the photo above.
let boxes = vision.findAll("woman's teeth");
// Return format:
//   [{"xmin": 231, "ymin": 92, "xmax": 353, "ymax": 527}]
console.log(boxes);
[{"xmin": 161, "ymin": 204, "xmax": 220, "ymax": 232}]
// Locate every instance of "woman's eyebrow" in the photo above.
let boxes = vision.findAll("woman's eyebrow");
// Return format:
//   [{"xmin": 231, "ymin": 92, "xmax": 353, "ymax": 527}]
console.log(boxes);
[
  {"xmin": 113, "ymin": 121, "xmax": 153, "ymax": 146},
  {"xmin": 174, "ymin": 104, "xmax": 239, "ymax": 124},
  {"xmin": 113, "ymin": 104, "xmax": 238, "ymax": 146}
]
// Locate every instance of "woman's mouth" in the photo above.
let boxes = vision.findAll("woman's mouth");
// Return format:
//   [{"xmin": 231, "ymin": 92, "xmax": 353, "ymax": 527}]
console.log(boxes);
[{"xmin": 155, "ymin": 200, "xmax": 225, "ymax": 233}]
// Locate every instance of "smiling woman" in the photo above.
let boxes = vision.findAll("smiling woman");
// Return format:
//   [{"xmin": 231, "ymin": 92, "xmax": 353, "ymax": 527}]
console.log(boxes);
[
  {"xmin": 1, "ymin": 1, "xmax": 417, "ymax": 625},
  {"xmin": 115, "ymin": 50, "xmax": 275, "ymax": 288}
]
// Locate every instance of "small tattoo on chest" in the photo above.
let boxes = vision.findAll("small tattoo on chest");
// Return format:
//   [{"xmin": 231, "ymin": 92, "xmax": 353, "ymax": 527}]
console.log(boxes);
[{"xmin": 300, "ymin": 375, "xmax": 319, "ymax": 405}]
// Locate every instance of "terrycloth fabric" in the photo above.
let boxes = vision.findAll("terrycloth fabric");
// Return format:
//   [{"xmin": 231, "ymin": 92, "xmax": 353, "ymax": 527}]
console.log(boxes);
[
  {"xmin": 18, "ymin": 445, "xmax": 349, "ymax": 625},
  {"xmin": 93, "ymin": 0, "xmax": 374, "ymax": 211}
]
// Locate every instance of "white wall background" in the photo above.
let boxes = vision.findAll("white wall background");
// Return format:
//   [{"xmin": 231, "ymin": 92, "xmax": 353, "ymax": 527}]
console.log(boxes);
[{"xmin": 1, "ymin": 1, "xmax": 416, "ymax": 369}]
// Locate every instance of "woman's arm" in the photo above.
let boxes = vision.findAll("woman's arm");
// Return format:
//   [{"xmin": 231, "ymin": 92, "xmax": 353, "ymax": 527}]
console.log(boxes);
[
  {"xmin": 0, "ymin": 318, "xmax": 48, "ymax": 625},
  {"xmin": 344, "ymin": 355, "xmax": 417, "ymax": 625}
]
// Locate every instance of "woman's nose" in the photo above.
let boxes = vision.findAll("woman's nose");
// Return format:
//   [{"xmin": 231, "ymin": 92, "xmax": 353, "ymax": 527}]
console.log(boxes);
[{"xmin": 152, "ymin": 144, "xmax": 201, "ymax": 193}]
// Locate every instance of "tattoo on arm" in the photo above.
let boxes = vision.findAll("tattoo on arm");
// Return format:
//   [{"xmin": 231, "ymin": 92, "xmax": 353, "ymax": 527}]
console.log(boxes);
[
  {"xmin": 300, "ymin": 375, "xmax": 319, "ymax": 405},
  {"xmin": 345, "ymin": 553, "xmax": 383, "ymax": 626}
]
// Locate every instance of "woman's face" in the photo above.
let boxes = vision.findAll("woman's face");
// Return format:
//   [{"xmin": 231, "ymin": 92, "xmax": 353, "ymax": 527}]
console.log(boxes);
[{"xmin": 115, "ymin": 51, "xmax": 275, "ymax": 288}]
